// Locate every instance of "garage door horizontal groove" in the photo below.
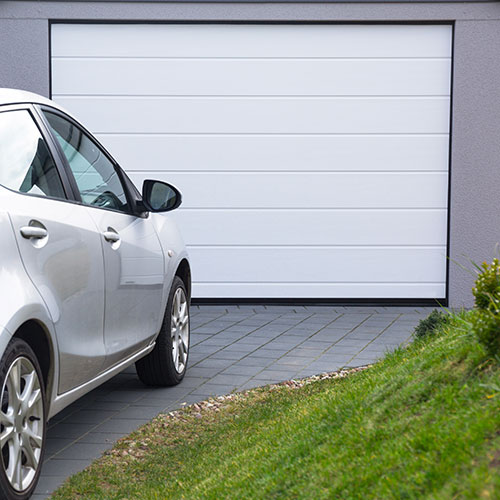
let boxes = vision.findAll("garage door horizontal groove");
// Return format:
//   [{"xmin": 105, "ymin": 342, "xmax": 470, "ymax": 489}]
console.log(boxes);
[
  {"xmin": 186, "ymin": 244, "xmax": 447, "ymax": 248},
  {"xmin": 135, "ymin": 170, "xmax": 446, "ymax": 174},
  {"xmin": 177, "ymin": 207, "xmax": 447, "ymax": 211},
  {"xmin": 54, "ymin": 94, "xmax": 449, "ymax": 100},
  {"xmin": 193, "ymin": 281, "xmax": 446, "ymax": 285},
  {"xmin": 177, "ymin": 207, "xmax": 448, "ymax": 211},
  {"xmin": 52, "ymin": 56, "xmax": 452, "ymax": 61},
  {"xmin": 95, "ymin": 132, "xmax": 449, "ymax": 137},
  {"xmin": 140, "ymin": 170, "xmax": 446, "ymax": 175}
]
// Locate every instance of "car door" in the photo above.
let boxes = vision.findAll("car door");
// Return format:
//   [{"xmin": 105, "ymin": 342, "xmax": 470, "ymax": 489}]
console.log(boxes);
[
  {"xmin": 40, "ymin": 109, "xmax": 165, "ymax": 369},
  {"xmin": 0, "ymin": 106, "xmax": 106, "ymax": 393}
]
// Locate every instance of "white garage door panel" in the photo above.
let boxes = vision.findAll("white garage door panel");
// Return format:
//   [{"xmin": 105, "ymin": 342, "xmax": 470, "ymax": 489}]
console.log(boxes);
[
  {"xmin": 128, "ymin": 172, "xmax": 447, "ymax": 209},
  {"xmin": 56, "ymin": 97, "xmax": 450, "ymax": 135},
  {"xmin": 171, "ymin": 210, "xmax": 447, "ymax": 246},
  {"xmin": 98, "ymin": 135, "xmax": 450, "ymax": 173},
  {"xmin": 190, "ymin": 247, "xmax": 446, "ymax": 282},
  {"xmin": 52, "ymin": 24, "xmax": 451, "ymax": 58},
  {"xmin": 52, "ymin": 23, "xmax": 451, "ymax": 299},
  {"xmin": 194, "ymin": 283, "xmax": 446, "ymax": 299},
  {"xmin": 53, "ymin": 59, "xmax": 451, "ymax": 96}
]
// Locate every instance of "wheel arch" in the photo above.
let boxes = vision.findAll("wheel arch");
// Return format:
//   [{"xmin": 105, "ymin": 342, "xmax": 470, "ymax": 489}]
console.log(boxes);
[
  {"xmin": 174, "ymin": 258, "xmax": 191, "ymax": 300},
  {"xmin": 13, "ymin": 320, "xmax": 55, "ymax": 401}
]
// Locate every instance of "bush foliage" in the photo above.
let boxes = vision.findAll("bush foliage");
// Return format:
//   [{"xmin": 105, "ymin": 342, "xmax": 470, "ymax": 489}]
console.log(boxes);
[
  {"xmin": 472, "ymin": 257, "xmax": 500, "ymax": 311},
  {"xmin": 471, "ymin": 258, "xmax": 500, "ymax": 357},
  {"xmin": 470, "ymin": 309, "xmax": 500, "ymax": 357},
  {"xmin": 413, "ymin": 309, "xmax": 448, "ymax": 339}
]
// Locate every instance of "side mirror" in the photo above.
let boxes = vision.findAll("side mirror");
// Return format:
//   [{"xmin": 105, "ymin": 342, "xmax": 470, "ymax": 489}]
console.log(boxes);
[{"xmin": 142, "ymin": 179, "xmax": 182, "ymax": 212}]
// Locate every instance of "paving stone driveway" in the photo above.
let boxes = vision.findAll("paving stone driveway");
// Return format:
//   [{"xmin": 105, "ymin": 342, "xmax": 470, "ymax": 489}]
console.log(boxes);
[{"xmin": 34, "ymin": 304, "xmax": 433, "ymax": 498}]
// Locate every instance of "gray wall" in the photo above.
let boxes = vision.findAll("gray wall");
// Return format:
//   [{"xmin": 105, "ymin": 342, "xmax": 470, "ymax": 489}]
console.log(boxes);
[{"xmin": 2, "ymin": 1, "xmax": 500, "ymax": 307}]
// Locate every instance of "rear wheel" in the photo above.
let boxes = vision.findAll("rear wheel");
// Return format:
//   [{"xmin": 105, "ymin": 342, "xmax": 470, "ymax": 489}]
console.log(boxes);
[
  {"xmin": 136, "ymin": 276, "xmax": 190, "ymax": 386},
  {"xmin": 0, "ymin": 338, "xmax": 46, "ymax": 500}
]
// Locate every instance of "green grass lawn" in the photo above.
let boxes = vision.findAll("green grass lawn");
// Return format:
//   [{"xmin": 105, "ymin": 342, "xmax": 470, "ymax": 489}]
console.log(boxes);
[{"xmin": 52, "ymin": 311, "xmax": 500, "ymax": 499}]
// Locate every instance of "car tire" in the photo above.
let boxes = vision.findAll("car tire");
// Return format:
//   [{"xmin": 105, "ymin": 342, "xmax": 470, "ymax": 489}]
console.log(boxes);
[
  {"xmin": 0, "ymin": 338, "xmax": 46, "ymax": 500},
  {"xmin": 136, "ymin": 276, "xmax": 190, "ymax": 386}
]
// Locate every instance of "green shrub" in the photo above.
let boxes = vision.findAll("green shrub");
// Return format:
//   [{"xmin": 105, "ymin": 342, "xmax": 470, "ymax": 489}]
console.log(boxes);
[
  {"xmin": 471, "ymin": 258, "xmax": 500, "ymax": 357},
  {"xmin": 414, "ymin": 309, "xmax": 449, "ymax": 339},
  {"xmin": 472, "ymin": 258, "xmax": 500, "ymax": 311},
  {"xmin": 470, "ymin": 309, "xmax": 500, "ymax": 357}
]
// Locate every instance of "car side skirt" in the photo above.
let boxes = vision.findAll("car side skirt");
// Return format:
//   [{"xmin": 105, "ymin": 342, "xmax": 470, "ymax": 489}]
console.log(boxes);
[{"xmin": 48, "ymin": 342, "xmax": 155, "ymax": 419}]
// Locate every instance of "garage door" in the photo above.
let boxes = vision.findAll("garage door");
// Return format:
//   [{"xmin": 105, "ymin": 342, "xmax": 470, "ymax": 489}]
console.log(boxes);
[{"xmin": 51, "ymin": 23, "xmax": 452, "ymax": 300}]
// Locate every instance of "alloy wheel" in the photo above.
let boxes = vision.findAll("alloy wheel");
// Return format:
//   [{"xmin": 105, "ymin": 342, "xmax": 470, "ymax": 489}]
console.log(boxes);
[
  {"xmin": 0, "ymin": 357, "xmax": 44, "ymax": 492},
  {"xmin": 171, "ymin": 287, "xmax": 189, "ymax": 373}
]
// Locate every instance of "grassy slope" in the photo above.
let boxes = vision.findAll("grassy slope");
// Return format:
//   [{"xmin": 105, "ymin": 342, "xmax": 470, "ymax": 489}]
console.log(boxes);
[{"xmin": 53, "ymin": 313, "xmax": 500, "ymax": 500}]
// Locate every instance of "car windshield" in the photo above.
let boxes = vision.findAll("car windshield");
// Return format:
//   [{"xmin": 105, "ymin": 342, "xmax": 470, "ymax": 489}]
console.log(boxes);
[{"xmin": 43, "ymin": 111, "xmax": 129, "ymax": 212}]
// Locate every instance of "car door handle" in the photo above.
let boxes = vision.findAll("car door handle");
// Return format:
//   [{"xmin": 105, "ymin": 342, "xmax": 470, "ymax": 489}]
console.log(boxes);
[
  {"xmin": 20, "ymin": 226, "xmax": 48, "ymax": 239},
  {"xmin": 103, "ymin": 230, "xmax": 120, "ymax": 243}
]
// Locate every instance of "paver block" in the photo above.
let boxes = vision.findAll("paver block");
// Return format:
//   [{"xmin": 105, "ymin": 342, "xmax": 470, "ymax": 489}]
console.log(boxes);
[
  {"xmin": 47, "ymin": 423, "xmax": 96, "ymax": 440},
  {"xmin": 117, "ymin": 406, "xmax": 164, "ymax": 420},
  {"xmin": 70, "ymin": 400, "xmax": 130, "ymax": 412},
  {"xmin": 93, "ymin": 418, "xmax": 150, "ymax": 434},
  {"xmin": 53, "ymin": 441, "xmax": 111, "ymax": 461},
  {"xmin": 207, "ymin": 374, "xmax": 250, "ymax": 386},
  {"xmin": 190, "ymin": 384, "xmax": 237, "ymax": 396},
  {"xmin": 350, "ymin": 355, "xmax": 380, "ymax": 365},
  {"xmin": 305, "ymin": 361, "xmax": 344, "ymax": 373},
  {"xmin": 221, "ymin": 364, "xmax": 264, "ymax": 376},
  {"xmin": 300, "ymin": 340, "xmax": 336, "ymax": 349},
  {"xmin": 232, "ymin": 337, "xmax": 269, "ymax": 346},
  {"xmin": 95, "ymin": 390, "xmax": 145, "ymax": 403},
  {"xmin": 275, "ymin": 356, "xmax": 317, "ymax": 366},
  {"xmin": 65, "ymin": 409, "xmax": 119, "ymax": 425},
  {"xmin": 34, "ymin": 474, "xmax": 67, "ymax": 495},
  {"xmin": 44, "ymin": 438, "xmax": 75, "ymax": 460},
  {"xmin": 214, "ymin": 350, "xmax": 250, "ymax": 360},
  {"xmin": 132, "ymin": 396, "xmax": 178, "ymax": 407},
  {"xmin": 236, "ymin": 356, "xmax": 273, "ymax": 368},
  {"xmin": 186, "ymin": 366, "xmax": 222, "ymax": 378},
  {"xmin": 195, "ymin": 358, "xmax": 234, "ymax": 369},
  {"xmin": 315, "ymin": 354, "xmax": 354, "ymax": 365},
  {"xmin": 178, "ymin": 376, "xmax": 209, "ymax": 389},
  {"xmin": 177, "ymin": 394, "xmax": 212, "ymax": 405},
  {"xmin": 325, "ymin": 345, "xmax": 363, "ymax": 354},
  {"xmin": 253, "ymin": 369, "xmax": 299, "ymax": 381},
  {"xmin": 335, "ymin": 338, "xmax": 379, "ymax": 347},
  {"xmin": 218, "ymin": 343, "xmax": 257, "ymax": 353},
  {"xmin": 41, "ymin": 458, "xmax": 93, "ymax": 477},
  {"xmin": 77, "ymin": 432, "xmax": 125, "ymax": 444},
  {"xmin": 238, "ymin": 380, "xmax": 266, "ymax": 391}
]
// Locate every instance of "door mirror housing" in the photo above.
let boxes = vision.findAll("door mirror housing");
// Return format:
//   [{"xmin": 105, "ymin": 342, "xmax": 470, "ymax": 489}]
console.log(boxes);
[{"xmin": 142, "ymin": 180, "xmax": 182, "ymax": 212}]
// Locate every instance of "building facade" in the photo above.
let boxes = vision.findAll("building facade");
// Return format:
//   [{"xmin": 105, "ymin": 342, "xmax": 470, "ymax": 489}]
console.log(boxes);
[{"xmin": 1, "ymin": 1, "xmax": 500, "ymax": 307}]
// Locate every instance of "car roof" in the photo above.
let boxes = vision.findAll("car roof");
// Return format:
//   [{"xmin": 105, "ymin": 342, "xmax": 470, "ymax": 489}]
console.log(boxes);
[{"xmin": 0, "ymin": 88, "xmax": 66, "ymax": 113}]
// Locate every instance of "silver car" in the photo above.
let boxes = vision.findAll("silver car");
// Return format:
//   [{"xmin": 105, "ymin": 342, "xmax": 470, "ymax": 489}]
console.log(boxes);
[{"xmin": 0, "ymin": 89, "xmax": 191, "ymax": 499}]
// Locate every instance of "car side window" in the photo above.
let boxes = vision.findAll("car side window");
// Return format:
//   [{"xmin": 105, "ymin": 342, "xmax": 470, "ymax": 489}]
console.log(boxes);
[
  {"xmin": 43, "ymin": 111, "xmax": 130, "ymax": 213},
  {"xmin": 0, "ymin": 109, "xmax": 66, "ymax": 199}
]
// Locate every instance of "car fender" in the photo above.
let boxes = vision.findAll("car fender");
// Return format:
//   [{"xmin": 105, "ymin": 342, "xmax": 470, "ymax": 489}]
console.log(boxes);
[
  {"xmin": 149, "ymin": 212, "xmax": 190, "ymax": 330},
  {"xmin": 0, "ymin": 324, "xmax": 13, "ymax": 366}
]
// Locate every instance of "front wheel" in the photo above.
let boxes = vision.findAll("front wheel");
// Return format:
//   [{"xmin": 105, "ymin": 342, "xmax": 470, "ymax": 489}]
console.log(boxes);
[
  {"xmin": 136, "ymin": 276, "xmax": 190, "ymax": 386},
  {"xmin": 0, "ymin": 338, "xmax": 46, "ymax": 500}
]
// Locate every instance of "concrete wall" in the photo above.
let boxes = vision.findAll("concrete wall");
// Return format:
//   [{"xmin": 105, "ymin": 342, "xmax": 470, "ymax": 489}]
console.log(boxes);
[
  {"xmin": 2, "ymin": 1, "xmax": 500, "ymax": 307},
  {"xmin": 449, "ymin": 20, "xmax": 500, "ymax": 308}
]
